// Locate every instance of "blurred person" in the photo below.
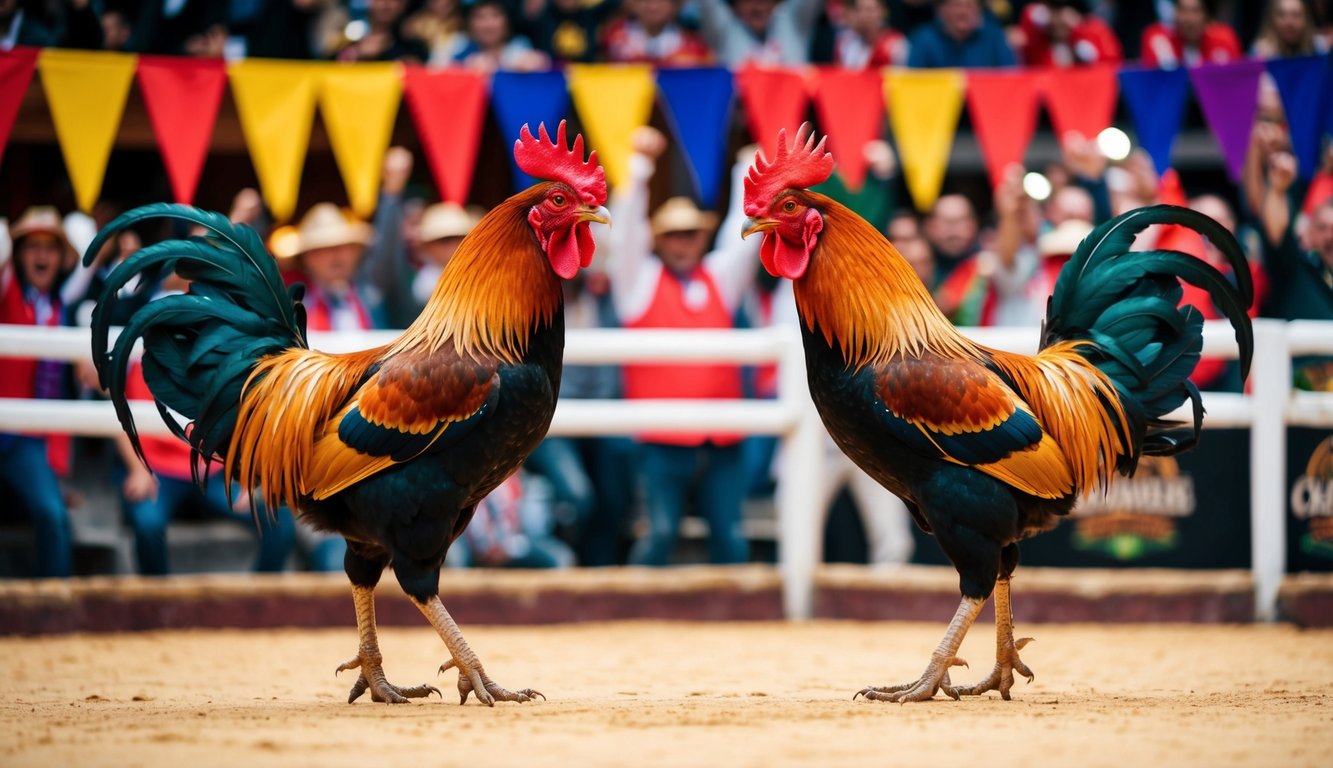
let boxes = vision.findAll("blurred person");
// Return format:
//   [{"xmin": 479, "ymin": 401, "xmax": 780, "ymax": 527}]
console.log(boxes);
[
  {"xmin": 923, "ymin": 192, "xmax": 980, "ymax": 284},
  {"xmin": 449, "ymin": 472, "xmax": 576, "ymax": 568},
  {"xmin": 1141, "ymin": 0, "xmax": 1242, "ymax": 67},
  {"xmin": 0, "ymin": 207, "xmax": 76, "ymax": 578},
  {"xmin": 409, "ymin": 202, "xmax": 477, "ymax": 314},
  {"xmin": 332, "ymin": 0, "xmax": 428, "ymax": 62},
  {"xmin": 453, "ymin": 0, "xmax": 550, "ymax": 72},
  {"xmin": 694, "ymin": 0, "xmax": 824, "ymax": 68},
  {"xmin": 907, "ymin": 0, "xmax": 1016, "ymax": 68},
  {"xmin": 602, "ymin": 0, "xmax": 714, "ymax": 65},
  {"xmin": 517, "ymin": 0, "xmax": 622, "ymax": 64},
  {"xmin": 1251, "ymin": 0, "xmax": 1328, "ymax": 57},
  {"xmin": 234, "ymin": 0, "xmax": 326, "ymax": 59},
  {"xmin": 1014, "ymin": 0, "xmax": 1122, "ymax": 67},
  {"xmin": 405, "ymin": 0, "xmax": 469, "ymax": 64},
  {"xmin": 604, "ymin": 126, "xmax": 760, "ymax": 566},
  {"xmin": 1, "ymin": 0, "xmax": 102, "ymax": 48},
  {"xmin": 829, "ymin": 0, "xmax": 909, "ymax": 68},
  {"xmin": 100, "ymin": 4, "xmax": 134, "ymax": 50},
  {"xmin": 887, "ymin": 209, "xmax": 936, "ymax": 289},
  {"xmin": 128, "ymin": 0, "xmax": 228, "ymax": 56}
]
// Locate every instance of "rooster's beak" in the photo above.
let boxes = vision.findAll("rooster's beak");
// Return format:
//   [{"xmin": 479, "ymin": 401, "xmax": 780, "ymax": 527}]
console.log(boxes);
[
  {"xmin": 742, "ymin": 217, "xmax": 776, "ymax": 239},
  {"xmin": 579, "ymin": 206, "xmax": 611, "ymax": 227}
]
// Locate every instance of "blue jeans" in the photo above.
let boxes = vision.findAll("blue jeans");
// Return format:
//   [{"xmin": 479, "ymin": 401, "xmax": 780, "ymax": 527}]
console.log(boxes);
[
  {"xmin": 629, "ymin": 442, "xmax": 748, "ymax": 566},
  {"xmin": 526, "ymin": 438, "xmax": 595, "ymax": 529},
  {"xmin": 0, "ymin": 434, "xmax": 71, "ymax": 578},
  {"xmin": 119, "ymin": 471, "xmax": 296, "ymax": 575}
]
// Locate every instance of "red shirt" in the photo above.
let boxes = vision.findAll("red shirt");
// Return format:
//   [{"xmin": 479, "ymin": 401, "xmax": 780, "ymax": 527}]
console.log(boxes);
[
  {"xmin": 1017, "ymin": 4, "xmax": 1123, "ymax": 67},
  {"xmin": 602, "ymin": 19, "xmax": 714, "ymax": 66},
  {"xmin": 1140, "ymin": 21, "xmax": 1241, "ymax": 68}
]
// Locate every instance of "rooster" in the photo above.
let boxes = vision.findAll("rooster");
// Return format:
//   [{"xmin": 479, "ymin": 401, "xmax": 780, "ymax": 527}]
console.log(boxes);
[
  {"xmin": 742, "ymin": 126, "xmax": 1253, "ymax": 702},
  {"xmin": 85, "ymin": 122, "xmax": 608, "ymax": 706}
]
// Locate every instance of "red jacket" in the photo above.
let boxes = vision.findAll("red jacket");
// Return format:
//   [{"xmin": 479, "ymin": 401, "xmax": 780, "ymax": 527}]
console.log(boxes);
[
  {"xmin": 1140, "ymin": 21, "xmax": 1241, "ymax": 68},
  {"xmin": 1017, "ymin": 4, "xmax": 1123, "ymax": 67}
]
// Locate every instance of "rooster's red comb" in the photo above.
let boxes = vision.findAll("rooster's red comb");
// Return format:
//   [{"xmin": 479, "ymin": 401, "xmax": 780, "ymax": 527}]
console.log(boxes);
[
  {"xmin": 513, "ymin": 120, "xmax": 607, "ymax": 207},
  {"xmin": 743, "ymin": 123, "xmax": 834, "ymax": 217}
]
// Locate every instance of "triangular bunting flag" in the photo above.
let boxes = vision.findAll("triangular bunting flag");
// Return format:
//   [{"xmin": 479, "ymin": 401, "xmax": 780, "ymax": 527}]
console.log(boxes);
[
  {"xmin": 1188, "ymin": 59, "xmax": 1264, "ymax": 183},
  {"xmin": 735, "ymin": 65, "xmax": 810, "ymax": 159},
  {"xmin": 567, "ymin": 64, "xmax": 656, "ymax": 191},
  {"xmin": 228, "ymin": 59, "xmax": 321, "ymax": 222},
  {"xmin": 1118, "ymin": 66, "xmax": 1191, "ymax": 176},
  {"xmin": 657, "ymin": 68, "xmax": 734, "ymax": 208},
  {"xmin": 136, "ymin": 56, "xmax": 226, "ymax": 205},
  {"xmin": 491, "ymin": 70, "xmax": 569, "ymax": 191},
  {"xmin": 402, "ymin": 67, "xmax": 488, "ymax": 205},
  {"xmin": 38, "ymin": 49, "xmax": 137, "ymax": 212},
  {"xmin": 1266, "ymin": 55, "xmax": 1332, "ymax": 179},
  {"xmin": 965, "ymin": 69, "xmax": 1043, "ymax": 189},
  {"xmin": 1041, "ymin": 63, "xmax": 1117, "ymax": 141},
  {"xmin": 319, "ymin": 62, "xmax": 404, "ymax": 218},
  {"xmin": 884, "ymin": 68, "xmax": 965, "ymax": 212},
  {"xmin": 0, "ymin": 47, "xmax": 38, "ymax": 168},
  {"xmin": 811, "ymin": 67, "xmax": 884, "ymax": 191}
]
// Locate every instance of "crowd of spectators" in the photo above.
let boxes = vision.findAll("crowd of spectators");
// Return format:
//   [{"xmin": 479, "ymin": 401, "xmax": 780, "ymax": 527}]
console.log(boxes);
[
  {"xmin": 2, "ymin": 0, "xmax": 1333, "ymax": 577},
  {"xmin": 3, "ymin": 0, "xmax": 1331, "ymax": 71}
]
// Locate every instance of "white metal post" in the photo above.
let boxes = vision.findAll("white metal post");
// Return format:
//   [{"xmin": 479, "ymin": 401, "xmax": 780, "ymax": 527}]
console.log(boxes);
[
  {"xmin": 1249, "ymin": 319, "xmax": 1289, "ymax": 622},
  {"xmin": 775, "ymin": 327, "xmax": 824, "ymax": 620}
]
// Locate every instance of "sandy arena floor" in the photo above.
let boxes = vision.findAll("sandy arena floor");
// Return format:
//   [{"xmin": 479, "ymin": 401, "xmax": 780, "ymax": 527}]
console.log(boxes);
[{"xmin": 3, "ymin": 620, "xmax": 1331, "ymax": 767}]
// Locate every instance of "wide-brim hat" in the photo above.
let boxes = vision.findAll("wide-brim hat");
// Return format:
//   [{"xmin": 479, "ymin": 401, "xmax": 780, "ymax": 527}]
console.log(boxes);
[
  {"xmin": 296, "ymin": 203, "xmax": 372, "ymax": 253},
  {"xmin": 650, "ymin": 197, "xmax": 719, "ymax": 236},
  {"xmin": 9, "ymin": 205, "xmax": 74, "ymax": 257},
  {"xmin": 1038, "ymin": 218, "xmax": 1093, "ymax": 257},
  {"xmin": 419, "ymin": 202, "xmax": 477, "ymax": 242}
]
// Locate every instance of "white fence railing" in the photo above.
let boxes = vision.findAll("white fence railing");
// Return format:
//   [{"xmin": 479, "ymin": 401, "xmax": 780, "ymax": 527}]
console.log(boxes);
[{"xmin": 1, "ymin": 320, "xmax": 1331, "ymax": 622}]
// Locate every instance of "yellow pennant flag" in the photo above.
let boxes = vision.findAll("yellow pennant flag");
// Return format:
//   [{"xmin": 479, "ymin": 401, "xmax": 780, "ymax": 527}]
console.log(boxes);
[
  {"xmin": 319, "ymin": 63, "xmax": 403, "ymax": 219},
  {"xmin": 38, "ymin": 50, "xmax": 137, "ymax": 212},
  {"xmin": 566, "ymin": 64, "xmax": 656, "ymax": 191},
  {"xmin": 884, "ymin": 69, "xmax": 965, "ymax": 212},
  {"xmin": 229, "ymin": 59, "xmax": 321, "ymax": 222}
]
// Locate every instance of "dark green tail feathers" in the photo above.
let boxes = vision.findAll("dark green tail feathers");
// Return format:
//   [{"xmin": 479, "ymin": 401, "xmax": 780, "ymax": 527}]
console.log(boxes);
[
  {"xmin": 85, "ymin": 203, "xmax": 307, "ymax": 480},
  {"xmin": 1043, "ymin": 204, "xmax": 1254, "ymax": 458}
]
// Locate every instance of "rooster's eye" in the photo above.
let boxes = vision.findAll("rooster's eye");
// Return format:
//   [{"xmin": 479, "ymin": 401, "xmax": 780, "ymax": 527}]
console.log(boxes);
[
  {"xmin": 551, "ymin": 193, "xmax": 567, "ymax": 208},
  {"xmin": 783, "ymin": 201, "xmax": 797, "ymax": 213}
]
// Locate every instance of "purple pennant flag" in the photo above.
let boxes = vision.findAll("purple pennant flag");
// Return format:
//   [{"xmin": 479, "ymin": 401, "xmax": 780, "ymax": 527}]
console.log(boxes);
[
  {"xmin": 1266, "ymin": 54, "xmax": 1332, "ymax": 180},
  {"xmin": 1188, "ymin": 60, "xmax": 1265, "ymax": 183},
  {"xmin": 491, "ymin": 70, "xmax": 569, "ymax": 192}
]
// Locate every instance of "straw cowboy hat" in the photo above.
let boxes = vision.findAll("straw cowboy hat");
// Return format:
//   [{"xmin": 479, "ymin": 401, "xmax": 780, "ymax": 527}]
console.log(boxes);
[
  {"xmin": 419, "ymin": 203, "xmax": 478, "ymax": 243},
  {"xmin": 650, "ymin": 197, "xmax": 719, "ymax": 236},
  {"xmin": 1038, "ymin": 218, "xmax": 1094, "ymax": 258},
  {"xmin": 9, "ymin": 206, "xmax": 74, "ymax": 257},
  {"xmin": 296, "ymin": 203, "xmax": 372, "ymax": 254}
]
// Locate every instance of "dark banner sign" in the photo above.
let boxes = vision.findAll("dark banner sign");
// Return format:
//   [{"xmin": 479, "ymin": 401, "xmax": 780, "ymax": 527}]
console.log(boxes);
[
  {"xmin": 1287, "ymin": 428, "xmax": 1333, "ymax": 573},
  {"xmin": 908, "ymin": 428, "xmax": 1252, "ymax": 569}
]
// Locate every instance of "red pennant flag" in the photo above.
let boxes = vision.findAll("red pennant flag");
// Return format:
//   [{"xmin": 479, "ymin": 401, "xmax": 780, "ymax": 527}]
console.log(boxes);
[
  {"xmin": 966, "ymin": 70, "xmax": 1043, "ymax": 189},
  {"xmin": 402, "ymin": 66, "xmax": 487, "ymax": 205},
  {"xmin": 735, "ymin": 65, "xmax": 811, "ymax": 159},
  {"xmin": 136, "ymin": 56, "xmax": 226, "ymax": 205},
  {"xmin": 1041, "ymin": 64, "xmax": 1117, "ymax": 142},
  {"xmin": 0, "ymin": 47, "xmax": 38, "ymax": 167},
  {"xmin": 811, "ymin": 67, "xmax": 884, "ymax": 191}
]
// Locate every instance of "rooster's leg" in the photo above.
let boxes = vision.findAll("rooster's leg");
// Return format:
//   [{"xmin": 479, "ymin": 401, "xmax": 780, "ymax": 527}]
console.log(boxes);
[
  {"xmin": 336, "ymin": 585, "xmax": 441, "ymax": 704},
  {"xmin": 952, "ymin": 579, "xmax": 1035, "ymax": 700},
  {"xmin": 855, "ymin": 595, "xmax": 984, "ymax": 702},
  {"xmin": 415, "ymin": 595, "xmax": 544, "ymax": 707}
]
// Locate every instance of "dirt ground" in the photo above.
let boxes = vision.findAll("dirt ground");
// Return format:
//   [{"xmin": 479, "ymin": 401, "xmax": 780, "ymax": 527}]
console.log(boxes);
[{"xmin": 2, "ymin": 620, "xmax": 1330, "ymax": 768}]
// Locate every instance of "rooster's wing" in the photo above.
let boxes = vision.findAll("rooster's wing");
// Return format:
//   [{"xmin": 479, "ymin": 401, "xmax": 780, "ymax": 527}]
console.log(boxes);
[
  {"xmin": 303, "ymin": 351, "xmax": 500, "ymax": 500},
  {"xmin": 871, "ymin": 354, "xmax": 1074, "ymax": 500}
]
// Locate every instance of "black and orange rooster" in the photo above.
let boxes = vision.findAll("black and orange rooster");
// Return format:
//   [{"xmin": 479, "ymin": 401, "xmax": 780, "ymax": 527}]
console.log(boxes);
[
  {"xmin": 742, "ymin": 126, "xmax": 1253, "ymax": 702},
  {"xmin": 85, "ymin": 122, "xmax": 608, "ymax": 706}
]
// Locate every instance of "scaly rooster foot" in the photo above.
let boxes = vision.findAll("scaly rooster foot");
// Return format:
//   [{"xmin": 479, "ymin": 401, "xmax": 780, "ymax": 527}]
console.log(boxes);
[
  {"xmin": 337, "ymin": 655, "xmax": 441, "ymax": 704},
  {"xmin": 854, "ymin": 654, "xmax": 969, "ymax": 703},
  {"xmin": 439, "ymin": 659, "xmax": 544, "ymax": 707},
  {"xmin": 953, "ymin": 637, "xmax": 1035, "ymax": 700}
]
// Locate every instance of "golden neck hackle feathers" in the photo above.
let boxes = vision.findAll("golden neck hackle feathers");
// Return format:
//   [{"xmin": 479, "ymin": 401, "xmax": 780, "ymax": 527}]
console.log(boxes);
[
  {"xmin": 391, "ymin": 189, "xmax": 562, "ymax": 365},
  {"xmin": 792, "ymin": 193, "xmax": 980, "ymax": 368}
]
